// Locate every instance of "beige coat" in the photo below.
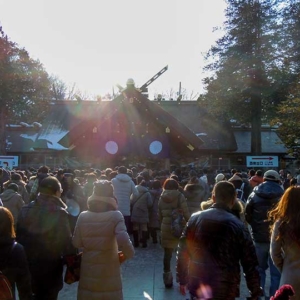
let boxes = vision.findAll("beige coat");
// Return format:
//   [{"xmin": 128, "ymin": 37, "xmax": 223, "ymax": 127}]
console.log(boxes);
[
  {"xmin": 73, "ymin": 196, "xmax": 134, "ymax": 300},
  {"xmin": 270, "ymin": 220, "xmax": 300, "ymax": 299},
  {"xmin": 158, "ymin": 190, "xmax": 190, "ymax": 249},
  {"xmin": 0, "ymin": 189, "xmax": 24, "ymax": 225}
]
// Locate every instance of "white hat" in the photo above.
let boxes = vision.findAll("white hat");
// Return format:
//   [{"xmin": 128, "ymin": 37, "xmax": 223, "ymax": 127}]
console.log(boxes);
[
  {"xmin": 263, "ymin": 170, "xmax": 281, "ymax": 182},
  {"xmin": 215, "ymin": 173, "xmax": 226, "ymax": 183}
]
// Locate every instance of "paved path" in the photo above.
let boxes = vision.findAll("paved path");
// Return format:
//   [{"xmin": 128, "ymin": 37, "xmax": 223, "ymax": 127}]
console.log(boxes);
[{"xmin": 58, "ymin": 240, "xmax": 270, "ymax": 300}]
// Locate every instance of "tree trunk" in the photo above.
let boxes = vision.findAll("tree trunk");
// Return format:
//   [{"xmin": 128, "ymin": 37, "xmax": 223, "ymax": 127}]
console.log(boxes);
[{"xmin": 0, "ymin": 107, "xmax": 7, "ymax": 155}]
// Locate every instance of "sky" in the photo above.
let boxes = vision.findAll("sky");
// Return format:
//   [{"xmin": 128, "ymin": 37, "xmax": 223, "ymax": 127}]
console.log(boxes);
[{"xmin": 0, "ymin": 0, "xmax": 227, "ymax": 99}]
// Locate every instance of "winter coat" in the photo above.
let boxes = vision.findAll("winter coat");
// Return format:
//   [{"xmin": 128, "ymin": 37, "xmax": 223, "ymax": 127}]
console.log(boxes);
[
  {"xmin": 16, "ymin": 193, "xmax": 74, "ymax": 294},
  {"xmin": 72, "ymin": 195, "xmax": 134, "ymax": 300},
  {"xmin": 130, "ymin": 185, "xmax": 153, "ymax": 224},
  {"xmin": 4, "ymin": 180, "xmax": 29, "ymax": 204},
  {"xmin": 111, "ymin": 174, "xmax": 139, "ymax": 216},
  {"xmin": 270, "ymin": 221, "xmax": 300, "ymax": 300},
  {"xmin": 176, "ymin": 203, "xmax": 262, "ymax": 299},
  {"xmin": 183, "ymin": 183, "xmax": 206, "ymax": 215},
  {"xmin": 245, "ymin": 181, "xmax": 284, "ymax": 243},
  {"xmin": 0, "ymin": 189, "xmax": 24, "ymax": 225},
  {"xmin": 148, "ymin": 188, "xmax": 162, "ymax": 228},
  {"xmin": 158, "ymin": 190, "xmax": 190, "ymax": 249},
  {"xmin": 0, "ymin": 238, "xmax": 32, "ymax": 300}
]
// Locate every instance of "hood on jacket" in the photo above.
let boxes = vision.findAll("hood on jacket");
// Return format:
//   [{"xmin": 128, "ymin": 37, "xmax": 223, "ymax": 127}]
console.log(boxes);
[
  {"xmin": 0, "ymin": 189, "xmax": 19, "ymax": 202},
  {"xmin": 136, "ymin": 185, "xmax": 149, "ymax": 193},
  {"xmin": 114, "ymin": 174, "xmax": 132, "ymax": 183},
  {"xmin": 253, "ymin": 181, "xmax": 284, "ymax": 199},
  {"xmin": 160, "ymin": 190, "xmax": 182, "ymax": 203},
  {"xmin": 36, "ymin": 193, "xmax": 67, "ymax": 209},
  {"xmin": 184, "ymin": 183, "xmax": 204, "ymax": 198},
  {"xmin": 87, "ymin": 195, "xmax": 118, "ymax": 212}
]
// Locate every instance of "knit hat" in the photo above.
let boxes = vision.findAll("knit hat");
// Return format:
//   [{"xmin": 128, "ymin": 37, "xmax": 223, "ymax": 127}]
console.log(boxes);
[
  {"xmin": 215, "ymin": 173, "xmax": 225, "ymax": 183},
  {"xmin": 263, "ymin": 170, "xmax": 281, "ymax": 182},
  {"xmin": 228, "ymin": 173, "xmax": 243, "ymax": 182}
]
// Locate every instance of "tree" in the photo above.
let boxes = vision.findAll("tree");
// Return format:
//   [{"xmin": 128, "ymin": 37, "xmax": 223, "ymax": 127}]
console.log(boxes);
[
  {"xmin": 0, "ymin": 26, "xmax": 52, "ymax": 154},
  {"xmin": 273, "ymin": 76, "xmax": 300, "ymax": 152},
  {"xmin": 201, "ymin": 0, "xmax": 280, "ymax": 154}
]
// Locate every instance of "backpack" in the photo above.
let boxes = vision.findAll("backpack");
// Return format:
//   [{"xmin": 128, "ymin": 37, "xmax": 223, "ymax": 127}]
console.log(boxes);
[
  {"xmin": 236, "ymin": 182, "xmax": 245, "ymax": 202},
  {"xmin": 171, "ymin": 195, "xmax": 185, "ymax": 238},
  {"xmin": 0, "ymin": 243, "xmax": 16, "ymax": 300}
]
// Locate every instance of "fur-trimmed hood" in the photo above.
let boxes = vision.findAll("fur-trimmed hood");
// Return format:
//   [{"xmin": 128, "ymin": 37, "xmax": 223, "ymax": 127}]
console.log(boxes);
[
  {"xmin": 87, "ymin": 194, "xmax": 118, "ymax": 212},
  {"xmin": 184, "ymin": 183, "xmax": 205, "ymax": 199}
]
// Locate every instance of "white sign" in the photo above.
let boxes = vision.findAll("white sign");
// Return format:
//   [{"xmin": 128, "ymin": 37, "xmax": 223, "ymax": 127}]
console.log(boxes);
[
  {"xmin": 246, "ymin": 156, "xmax": 278, "ymax": 168},
  {"xmin": 0, "ymin": 156, "xmax": 19, "ymax": 170}
]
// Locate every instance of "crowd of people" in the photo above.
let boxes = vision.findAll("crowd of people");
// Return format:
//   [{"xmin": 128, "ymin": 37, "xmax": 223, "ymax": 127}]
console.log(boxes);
[{"xmin": 0, "ymin": 164, "xmax": 299, "ymax": 299}]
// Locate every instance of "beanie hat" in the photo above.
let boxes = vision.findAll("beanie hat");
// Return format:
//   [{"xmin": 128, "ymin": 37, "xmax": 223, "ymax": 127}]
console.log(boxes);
[
  {"xmin": 263, "ymin": 170, "xmax": 281, "ymax": 182},
  {"xmin": 215, "ymin": 173, "xmax": 225, "ymax": 183}
]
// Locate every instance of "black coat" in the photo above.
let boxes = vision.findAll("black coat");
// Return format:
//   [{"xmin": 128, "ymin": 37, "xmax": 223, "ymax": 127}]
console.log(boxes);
[
  {"xmin": 0, "ymin": 238, "xmax": 32, "ymax": 300},
  {"xmin": 245, "ymin": 181, "xmax": 283, "ymax": 243},
  {"xmin": 176, "ymin": 203, "xmax": 262, "ymax": 299},
  {"xmin": 16, "ymin": 194, "xmax": 75, "ymax": 295}
]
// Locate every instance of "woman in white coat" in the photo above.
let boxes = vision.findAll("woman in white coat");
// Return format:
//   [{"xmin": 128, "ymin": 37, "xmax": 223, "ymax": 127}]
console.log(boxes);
[
  {"xmin": 73, "ymin": 180, "xmax": 134, "ymax": 300},
  {"xmin": 269, "ymin": 186, "xmax": 300, "ymax": 299}
]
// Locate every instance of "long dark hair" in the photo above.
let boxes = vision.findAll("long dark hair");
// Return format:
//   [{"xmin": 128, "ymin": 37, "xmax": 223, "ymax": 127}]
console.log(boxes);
[{"xmin": 268, "ymin": 186, "xmax": 300, "ymax": 241}]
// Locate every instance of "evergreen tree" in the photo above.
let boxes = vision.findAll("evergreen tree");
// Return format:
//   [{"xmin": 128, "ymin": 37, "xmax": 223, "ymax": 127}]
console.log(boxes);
[
  {"xmin": 0, "ymin": 26, "xmax": 52, "ymax": 154},
  {"xmin": 201, "ymin": 0, "xmax": 280, "ymax": 154}
]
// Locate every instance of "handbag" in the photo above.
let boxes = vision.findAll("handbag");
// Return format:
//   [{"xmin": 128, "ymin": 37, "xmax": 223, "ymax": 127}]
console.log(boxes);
[
  {"xmin": 171, "ymin": 195, "xmax": 185, "ymax": 238},
  {"xmin": 64, "ymin": 252, "xmax": 82, "ymax": 284}
]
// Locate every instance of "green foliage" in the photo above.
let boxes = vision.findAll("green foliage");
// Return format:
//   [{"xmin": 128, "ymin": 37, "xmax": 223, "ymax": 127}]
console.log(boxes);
[
  {"xmin": 0, "ymin": 27, "xmax": 52, "ymax": 124},
  {"xmin": 272, "ymin": 76, "xmax": 300, "ymax": 150},
  {"xmin": 201, "ymin": 0, "xmax": 283, "ymax": 123}
]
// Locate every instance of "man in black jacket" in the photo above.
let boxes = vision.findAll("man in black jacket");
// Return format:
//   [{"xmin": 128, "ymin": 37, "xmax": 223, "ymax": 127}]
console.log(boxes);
[
  {"xmin": 176, "ymin": 181, "xmax": 262, "ymax": 300},
  {"xmin": 245, "ymin": 170, "xmax": 283, "ymax": 299},
  {"xmin": 17, "ymin": 176, "xmax": 74, "ymax": 300}
]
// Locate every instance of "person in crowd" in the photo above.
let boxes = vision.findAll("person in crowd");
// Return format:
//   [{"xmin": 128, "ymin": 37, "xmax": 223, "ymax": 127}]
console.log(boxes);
[
  {"xmin": 283, "ymin": 173, "xmax": 293, "ymax": 190},
  {"xmin": 228, "ymin": 172, "xmax": 251, "ymax": 203},
  {"xmin": 148, "ymin": 179, "xmax": 162, "ymax": 244},
  {"xmin": 158, "ymin": 178, "xmax": 190, "ymax": 288},
  {"xmin": 279, "ymin": 169, "xmax": 285, "ymax": 185},
  {"xmin": 0, "ymin": 207, "xmax": 32, "ymax": 300},
  {"xmin": 290, "ymin": 177, "xmax": 297, "ymax": 187},
  {"xmin": 111, "ymin": 166, "xmax": 139, "ymax": 233},
  {"xmin": 269, "ymin": 186, "xmax": 300, "ymax": 299},
  {"xmin": 0, "ymin": 183, "xmax": 24, "ymax": 227},
  {"xmin": 177, "ymin": 181, "xmax": 262, "ymax": 300},
  {"xmin": 245, "ymin": 170, "xmax": 283, "ymax": 298},
  {"xmin": 215, "ymin": 173, "xmax": 226, "ymax": 184},
  {"xmin": 82, "ymin": 172, "xmax": 97, "ymax": 203},
  {"xmin": 17, "ymin": 176, "xmax": 75, "ymax": 300},
  {"xmin": 248, "ymin": 169, "xmax": 256, "ymax": 179},
  {"xmin": 73, "ymin": 180, "xmax": 134, "ymax": 300},
  {"xmin": 29, "ymin": 165, "xmax": 50, "ymax": 200},
  {"xmin": 4, "ymin": 173, "xmax": 29, "ymax": 204},
  {"xmin": 130, "ymin": 177, "xmax": 153, "ymax": 248},
  {"xmin": 249, "ymin": 170, "xmax": 264, "ymax": 189},
  {"xmin": 0, "ymin": 167, "xmax": 10, "ymax": 193},
  {"xmin": 183, "ymin": 176, "xmax": 206, "ymax": 215}
]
